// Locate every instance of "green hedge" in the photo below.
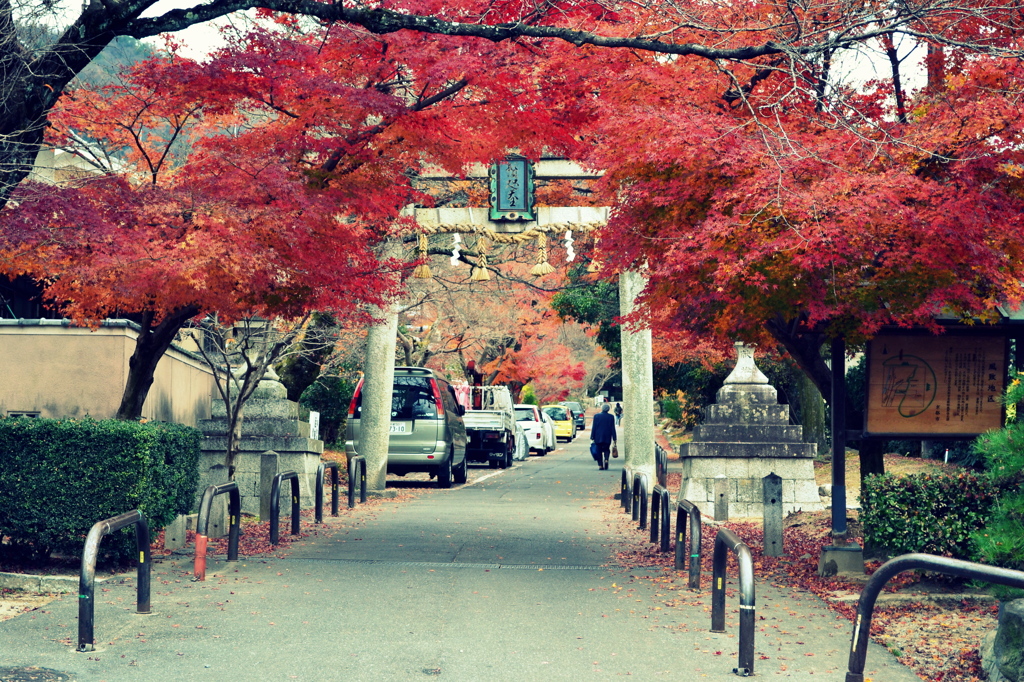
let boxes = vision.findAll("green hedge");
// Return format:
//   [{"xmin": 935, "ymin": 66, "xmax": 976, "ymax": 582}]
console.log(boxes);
[
  {"xmin": 0, "ymin": 417, "xmax": 201, "ymax": 564},
  {"xmin": 860, "ymin": 471, "xmax": 998, "ymax": 561}
]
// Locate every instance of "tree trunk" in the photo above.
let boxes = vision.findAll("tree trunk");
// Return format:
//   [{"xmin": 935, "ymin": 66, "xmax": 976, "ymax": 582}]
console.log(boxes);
[
  {"xmin": 857, "ymin": 438, "xmax": 886, "ymax": 489},
  {"xmin": 114, "ymin": 305, "xmax": 200, "ymax": 420},
  {"xmin": 765, "ymin": 315, "xmax": 831, "ymax": 396},
  {"xmin": 226, "ymin": 407, "xmax": 243, "ymax": 478},
  {"xmin": 795, "ymin": 369, "xmax": 827, "ymax": 454}
]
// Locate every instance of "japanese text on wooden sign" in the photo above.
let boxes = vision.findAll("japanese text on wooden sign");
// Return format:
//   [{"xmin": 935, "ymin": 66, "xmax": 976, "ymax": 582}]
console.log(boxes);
[{"xmin": 865, "ymin": 334, "xmax": 1006, "ymax": 437}]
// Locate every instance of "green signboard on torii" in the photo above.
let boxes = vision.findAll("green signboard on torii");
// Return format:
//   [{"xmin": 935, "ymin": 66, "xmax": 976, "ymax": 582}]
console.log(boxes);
[{"xmin": 489, "ymin": 157, "xmax": 535, "ymax": 222}]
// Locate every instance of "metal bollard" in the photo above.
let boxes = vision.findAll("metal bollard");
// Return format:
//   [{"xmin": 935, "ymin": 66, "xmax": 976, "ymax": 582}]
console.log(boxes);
[
  {"xmin": 194, "ymin": 482, "xmax": 241, "ymax": 581},
  {"xmin": 675, "ymin": 499, "xmax": 702, "ymax": 589},
  {"xmin": 348, "ymin": 455, "xmax": 366, "ymax": 508},
  {"xmin": 621, "ymin": 468, "xmax": 631, "ymax": 513},
  {"xmin": 633, "ymin": 474, "xmax": 648, "ymax": 530},
  {"xmin": 270, "ymin": 471, "xmax": 301, "ymax": 546},
  {"xmin": 845, "ymin": 554, "xmax": 1024, "ymax": 682},
  {"xmin": 316, "ymin": 461, "xmax": 340, "ymax": 523},
  {"xmin": 78, "ymin": 510, "xmax": 151, "ymax": 651},
  {"xmin": 711, "ymin": 528, "xmax": 755, "ymax": 676},
  {"xmin": 650, "ymin": 485, "xmax": 671, "ymax": 551},
  {"xmin": 655, "ymin": 444, "xmax": 668, "ymax": 488}
]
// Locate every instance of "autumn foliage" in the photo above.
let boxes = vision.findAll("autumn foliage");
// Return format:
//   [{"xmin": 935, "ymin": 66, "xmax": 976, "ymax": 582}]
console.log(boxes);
[{"xmin": 3, "ymin": 0, "xmax": 1024, "ymax": 404}]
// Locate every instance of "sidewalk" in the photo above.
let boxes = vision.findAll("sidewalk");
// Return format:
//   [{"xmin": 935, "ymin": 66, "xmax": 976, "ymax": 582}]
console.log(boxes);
[{"xmin": 0, "ymin": 437, "xmax": 919, "ymax": 681}]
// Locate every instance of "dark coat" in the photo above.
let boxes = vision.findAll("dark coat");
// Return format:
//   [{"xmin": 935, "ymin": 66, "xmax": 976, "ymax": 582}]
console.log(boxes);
[{"xmin": 591, "ymin": 411, "xmax": 617, "ymax": 444}]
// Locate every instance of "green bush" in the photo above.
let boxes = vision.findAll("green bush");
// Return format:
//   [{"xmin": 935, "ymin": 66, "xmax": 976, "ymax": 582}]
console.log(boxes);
[
  {"xmin": 660, "ymin": 396, "xmax": 683, "ymax": 422},
  {"xmin": 860, "ymin": 471, "xmax": 997, "ymax": 560},
  {"xmin": 0, "ymin": 417, "xmax": 201, "ymax": 564},
  {"xmin": 658, "ymin": 390, "xmax": 699, "ymax": 429}
]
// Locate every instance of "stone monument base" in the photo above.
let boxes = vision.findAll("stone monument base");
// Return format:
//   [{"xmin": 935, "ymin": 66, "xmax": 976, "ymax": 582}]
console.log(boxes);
[
  {"xmin": 196, "ymin": 450, "xmax": 323, "ymax": 517},
  {"xmin": 679, "ymin": 454, "xmax": 825, "ymax": 518}
]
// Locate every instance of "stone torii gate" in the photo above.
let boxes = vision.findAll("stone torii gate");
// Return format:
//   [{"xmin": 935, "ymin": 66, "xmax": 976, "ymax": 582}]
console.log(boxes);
[{"xmin": 357, "ymin": 158, "xmax": 655, "ymax": 492}]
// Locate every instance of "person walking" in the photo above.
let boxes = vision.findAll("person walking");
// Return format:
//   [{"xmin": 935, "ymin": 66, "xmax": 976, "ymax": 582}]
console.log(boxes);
[
  {"xmin": 591, "ymin": 403, "xmax": 617, "ymax": 470},
  {"xmin": 613, "ymin": 402, "xmax": 623, "ymax": 425}
]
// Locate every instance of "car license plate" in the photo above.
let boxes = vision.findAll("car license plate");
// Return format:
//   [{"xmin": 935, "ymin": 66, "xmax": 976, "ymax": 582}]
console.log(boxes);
[{"xmin": 390, "ymin": 423, "xmax": 407, "ymax": 434}]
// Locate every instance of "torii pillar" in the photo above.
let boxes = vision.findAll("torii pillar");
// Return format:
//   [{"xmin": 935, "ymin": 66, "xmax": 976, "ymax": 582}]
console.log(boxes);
[
  {"xmin": 359, "ymin": 239, "xmax": 401, "ymax": 493},
  {"xmin": 619, "ymin": 269, "xmax": 655, "ymax": 485}
]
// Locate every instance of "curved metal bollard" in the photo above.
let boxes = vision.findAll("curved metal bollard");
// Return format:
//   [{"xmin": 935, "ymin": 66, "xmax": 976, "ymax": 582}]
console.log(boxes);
[
  {"xmin": 78, "ymin": 510, "xmax": 151, "ymax": 652},
  {"xmin": 675, "ymin": 499, "xmax": 703, "ymax": 589},
  {"xmin": 711, "ymin": 527, "xmax": 755, "ymax": 677},
  {"xmin": 655, "ymin": 444, "xmax": 668, "ymax": 488},
  {"xmin": 632, "ymin": 473, "xmax": 649, "ymax": 529},
  {"xmin": 846, "ymin": 554, "xmax": 1024, "ymax": 682},
  {"xmin": 650, "ymin": 484, "xmax": 672, "ymax": 551},
  {"xmin": 621, "ymin": 468, "xmax": 631, "ymax": 512},
  {"xmin": 348, "ymin": 455, "xmax": 367, "ymax": 509},
  {"xmin": 194, "ymin": 481, "xmax": 241, "ymax": 581},
  {"xmin": 270, "ymin": 471, "xmax": 301, "ymax": 545},
  {"xmin": 315, "ymin": 461, "xmax": 341, "ymax": 523}
]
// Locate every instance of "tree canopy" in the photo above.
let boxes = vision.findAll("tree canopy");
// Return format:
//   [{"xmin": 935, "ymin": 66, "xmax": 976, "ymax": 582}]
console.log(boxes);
[{"xmin": 2, "ymin": 0, "xmax": 1024, "ymax": 408}]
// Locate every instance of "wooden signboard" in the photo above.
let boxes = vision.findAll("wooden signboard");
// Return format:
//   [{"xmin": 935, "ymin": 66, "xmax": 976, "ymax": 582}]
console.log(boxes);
[{"xmin": 865, "ymin": 333, "xmax": 1007, "ymax": 437}]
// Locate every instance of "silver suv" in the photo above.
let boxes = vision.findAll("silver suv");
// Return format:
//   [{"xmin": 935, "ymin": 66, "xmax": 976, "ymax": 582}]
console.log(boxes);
[{"xmin": 346, "ymin": 367, "xmax": 468, "ymax": 488}]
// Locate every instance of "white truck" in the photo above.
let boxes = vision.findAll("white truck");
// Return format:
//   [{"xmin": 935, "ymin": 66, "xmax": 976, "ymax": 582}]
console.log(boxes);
[{"xmin": 455, "ymin": 385, "xmax": 516, "ymax": 469}]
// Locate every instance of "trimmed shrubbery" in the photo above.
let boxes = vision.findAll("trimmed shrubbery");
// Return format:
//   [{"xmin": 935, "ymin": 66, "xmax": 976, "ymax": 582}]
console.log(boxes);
[
  {"xmin": 0, "ymin": 417, "xmax": 200, "ymax": 565},
  {"xmin": 860, "ymin": 471, "xmax": 999, "ymax": 560}
]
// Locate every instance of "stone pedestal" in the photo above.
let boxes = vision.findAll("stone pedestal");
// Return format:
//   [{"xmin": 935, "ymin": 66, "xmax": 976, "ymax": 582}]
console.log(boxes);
[
  {"xmin": 818, "ymin": 544, "xmax": 864, "ymax": 576},
  {"xmin": 678, "ymin": 343, "xmax": 824, "ymax": 518},
  {"xmin": 197, "ymin": 369, "xmax": 323, "ymax": 517}
]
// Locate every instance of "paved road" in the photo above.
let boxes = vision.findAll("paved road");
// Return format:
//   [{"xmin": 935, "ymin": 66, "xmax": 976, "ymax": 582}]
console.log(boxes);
[{"xmin": 0, "ymin": 437, "xmax": 920, "ymax": 681}]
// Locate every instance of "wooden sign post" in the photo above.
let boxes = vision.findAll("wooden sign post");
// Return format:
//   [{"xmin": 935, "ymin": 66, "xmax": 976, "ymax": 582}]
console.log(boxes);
[{"xmin": 865, "ymin": 332, "xmax": 1007, "ymax": 437}]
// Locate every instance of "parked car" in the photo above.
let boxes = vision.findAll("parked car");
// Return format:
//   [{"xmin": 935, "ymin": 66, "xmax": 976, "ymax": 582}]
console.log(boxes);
[
  {"xmin": 514, "ymin": 403, "xmax": 555, "ymax": 455},
  {"xmin": 542, "ymin": 404, "xmax": 576, "ymax": 442},
  {"xmin": 561, "ymin": 401, "xmax": 586, "ymax": 431},
  {"xmin": 345, "ymin": 367, "xmax": 468, "ymax": 488}
]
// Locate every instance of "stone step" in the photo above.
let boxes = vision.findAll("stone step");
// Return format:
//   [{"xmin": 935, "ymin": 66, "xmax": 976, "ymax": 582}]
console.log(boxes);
[
  {"xmin": 704, "ymin": 403, "xmax": 791, "ymax": 425},
  {"xmin": 693, "ymin": 423, "xmax": 806, "ymax": 443},
  {"xmin": 683, "ymin": 441, "xmax": 816, "ymax": 458}
]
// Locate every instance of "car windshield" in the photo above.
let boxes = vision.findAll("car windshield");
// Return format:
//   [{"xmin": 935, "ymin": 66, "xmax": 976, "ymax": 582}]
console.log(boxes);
[
  {"xmin": 515, "ymin": 408, "xmax": 537, "ymax": 422},
  {"xmin": 544, "ymin": 406, "xmax": 568, "ymax": 421},
  {"xmin": 391, "ymin": 376, "xmax": 437, "ymax": 420}
]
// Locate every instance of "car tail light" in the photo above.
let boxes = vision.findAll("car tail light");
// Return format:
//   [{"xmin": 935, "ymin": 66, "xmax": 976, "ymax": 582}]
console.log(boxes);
[
  {"xmin": 429, "ymin": 379, "xmax": 445, "ymax": 417},
  {"xmin": 347, "ymin": 379, "xmax": 364, "ymax": 418}
]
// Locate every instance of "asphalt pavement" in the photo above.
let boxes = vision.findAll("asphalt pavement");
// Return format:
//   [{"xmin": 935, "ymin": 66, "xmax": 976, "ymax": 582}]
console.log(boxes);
[{"xmin": 0, "ymin": 436, "xmax": 921, "ymax": 681}]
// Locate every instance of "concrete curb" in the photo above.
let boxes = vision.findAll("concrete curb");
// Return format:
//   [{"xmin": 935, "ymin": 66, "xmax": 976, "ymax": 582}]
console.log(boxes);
[
  {"xmin": 826, "ymin": 590, "xmax": 997, "ymax": 605},
  {"xmin": 0, "ymin": 571, "xmax": 86, "ymax": 593}
]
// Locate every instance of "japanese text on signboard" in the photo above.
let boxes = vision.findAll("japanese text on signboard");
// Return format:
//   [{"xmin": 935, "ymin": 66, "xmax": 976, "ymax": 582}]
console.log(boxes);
[{"xmin": 865, "ymin": 335, "xmax": 1006, "ymax": 436}]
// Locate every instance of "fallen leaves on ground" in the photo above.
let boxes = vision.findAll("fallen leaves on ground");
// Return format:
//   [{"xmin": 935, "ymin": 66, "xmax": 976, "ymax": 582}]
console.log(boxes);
[{"xmin": 609, "ymin": 493, "xmax": 996, "ymax": 682}]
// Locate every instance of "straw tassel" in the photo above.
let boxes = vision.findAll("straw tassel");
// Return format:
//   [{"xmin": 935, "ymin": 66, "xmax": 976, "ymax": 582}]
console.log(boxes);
[
  {"xmin": 530, "ymin": 233, "xmax": 555, "ymax": 276},
  {"xmin": 412, "ymin": 233, "xmax": 432, "ymax": 279},
  {"xmin": 470, "ymin": 237, "xmax": 491, "ymax": 281}
]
